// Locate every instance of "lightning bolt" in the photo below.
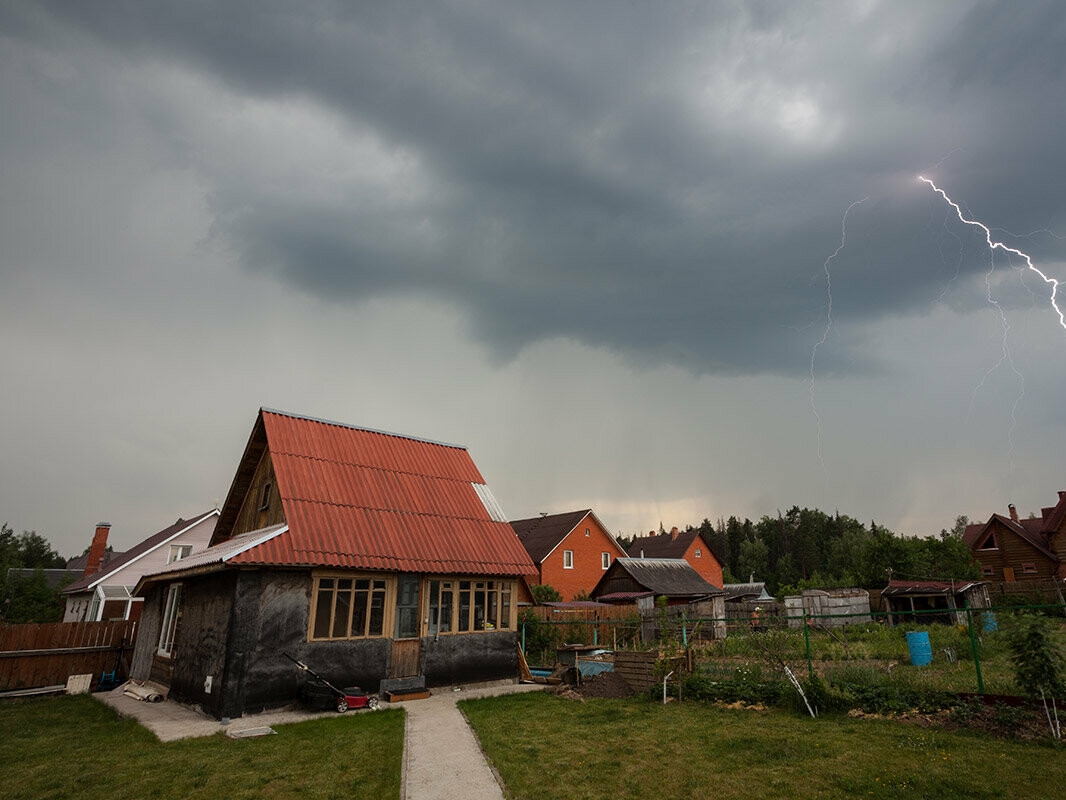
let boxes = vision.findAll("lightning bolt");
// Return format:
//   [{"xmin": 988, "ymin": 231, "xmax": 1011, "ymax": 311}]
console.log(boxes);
[
  {"xmin": 809, "ymin": 197, "xmax": 867, "ymax": 488},
  {"xmin": 919, "ymin": 175, "xmax": 1065, "ymax": 475},
  {"xmin": 918, "ymin": 176, "xmax": 1066, "ymax": 333}
]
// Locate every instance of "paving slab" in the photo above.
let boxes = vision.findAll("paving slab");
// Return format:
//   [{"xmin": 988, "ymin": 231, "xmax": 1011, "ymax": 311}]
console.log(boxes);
[
  {"xmin": 95, "ymin": 686, "xmax": 341, "ymax": 742},
  {"xmin": 402, "ymin": 681, "xmax": 545, "ymax": 800}
]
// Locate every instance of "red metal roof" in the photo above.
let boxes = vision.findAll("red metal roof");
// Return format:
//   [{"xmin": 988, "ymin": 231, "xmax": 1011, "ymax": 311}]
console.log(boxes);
[{"xmin": 225, "ymin": 410, "xmax": 536, "ymax": 577}]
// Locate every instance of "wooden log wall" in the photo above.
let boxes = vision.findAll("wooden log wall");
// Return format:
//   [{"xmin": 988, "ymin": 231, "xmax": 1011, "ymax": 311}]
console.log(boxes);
[{"xmin": 0, "ymin": 620, "xmax": 138, "ymax": 692}]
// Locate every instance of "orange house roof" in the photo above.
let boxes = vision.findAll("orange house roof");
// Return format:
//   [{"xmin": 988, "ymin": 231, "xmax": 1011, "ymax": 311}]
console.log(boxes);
[{"xmin": 215, "ymin": 409, "xmax": 536, "ymax": 577}]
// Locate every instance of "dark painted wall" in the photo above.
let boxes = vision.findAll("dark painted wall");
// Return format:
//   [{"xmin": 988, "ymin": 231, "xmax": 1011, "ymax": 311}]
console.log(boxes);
[
  {"xmin": 421, "ymin": 630, "xmax": 518, "ymax": 687},
  {"xmin": 223, "ymin": 569, "xmax": 392, "ymax": 717},
  {"xmin": 130, "ymin": 585, "xmax": 163, "ymax": 682},
  {"xmin": 169, "ymin": 571, "xmax": 237, "ymax": 716}
]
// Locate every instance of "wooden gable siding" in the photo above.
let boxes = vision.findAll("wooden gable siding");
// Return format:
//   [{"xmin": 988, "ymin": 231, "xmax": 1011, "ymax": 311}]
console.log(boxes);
[
  {"xmin": 972, "ymin": 519, "xmax": 1058, "ymax": 581},
  {"xmin": 231, "ymin": 449, "xmax": 286, "ymax": 538}
]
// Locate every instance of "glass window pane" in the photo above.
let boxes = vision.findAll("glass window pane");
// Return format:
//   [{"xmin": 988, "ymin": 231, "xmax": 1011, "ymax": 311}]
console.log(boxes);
[
  {"xmin": 500, "ymin": 583, "xmax": 511, "ymax": 629},
  {"xmin": 440, "ymin": 584, "xmax": 453, "ymax": 633},
  {"xmin": 337, "ymin": 579, "xmax": 352, "ymax": 591},
  {"xmin": 333, "ymin": 589, "xmax": 352, "ymax": 638},
  {"xmin": 352, "ymin": 587, "xmax": 369, "ymax": 637},
  {"xmin": 473, "ymin": 587, "xmax": 486, "ymax": 631},
  {"xmin": 395, "ymin": 575, "xmax": 420, "ymax": 639},
  {"xmin": 428, "ymin": 580, "xmax": 440, "ymax": 636},
  {"xmin": 368, "ymin": 590, "xmax": 385, "ymax": 636},
  {"xmin": 319, "ymin": 578, "xmax": 335, "ymax": 590},
  {"xmin": 487, "ymin": 588, "xmax": 498, "ymax": 630},
  {"xmin": 355, "ymin": 579, "xmax": 370, "ymax": 591},
  {"xmin": 313, "ymin": 587, "xmax": 333, "ymax": 639},
  {"xmin": 459, "ymin": 584, "xmax": 471, "ymax": 632}
]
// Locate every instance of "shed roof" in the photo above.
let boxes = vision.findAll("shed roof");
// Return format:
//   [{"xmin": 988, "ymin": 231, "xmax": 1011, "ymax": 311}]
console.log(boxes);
[
  {"xmin": 62, "ymin": 509, "xmax": 218, "ymax": 594},
  {"xmin": 723, "ymin": 582, "xmax": 775, "ymax": 602},
  {"xmin": 596, "ymin": 557, "xmax": 723, "ymax": 598},
  {"xmin": 211, "ymin": 409, "xmax": 536, "ymax": 577},
  {"xmin": 881, "ymin": 579, "xmax": 987, "ymax": 596}
]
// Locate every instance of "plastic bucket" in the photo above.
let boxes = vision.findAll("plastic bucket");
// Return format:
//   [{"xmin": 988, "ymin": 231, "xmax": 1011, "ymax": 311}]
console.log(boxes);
[{"xmin": 906, "ymin": 631, "xmax": 932, "ymax": 666}]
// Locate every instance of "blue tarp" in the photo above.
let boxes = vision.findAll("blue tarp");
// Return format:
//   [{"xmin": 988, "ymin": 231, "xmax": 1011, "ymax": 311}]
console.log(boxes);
[{"xmin": 577, "ymin": 659, "xmax": 614, "ymax": 678}]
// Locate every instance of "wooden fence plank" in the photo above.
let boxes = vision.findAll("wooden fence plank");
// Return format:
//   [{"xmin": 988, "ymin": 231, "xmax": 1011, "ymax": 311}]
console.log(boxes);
[{"xmin": 0, "ymin": 622, "xmax": 139, "ymax": 691}]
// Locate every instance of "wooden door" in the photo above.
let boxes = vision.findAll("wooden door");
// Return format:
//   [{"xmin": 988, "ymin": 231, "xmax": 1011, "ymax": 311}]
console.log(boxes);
[
  {"xmin": 390, "ymin": 575, "xmax": 421, "ymax": 678},
  {"xmin": 1003, "ymin": 566, "xmax": 1015, "ymax": 582}
]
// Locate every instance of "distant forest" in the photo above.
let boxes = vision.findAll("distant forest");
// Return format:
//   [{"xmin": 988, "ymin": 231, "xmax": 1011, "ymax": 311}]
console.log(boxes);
[{"xmin": 616, "ymin": 507, "xmax": 979, "ymax": 595}]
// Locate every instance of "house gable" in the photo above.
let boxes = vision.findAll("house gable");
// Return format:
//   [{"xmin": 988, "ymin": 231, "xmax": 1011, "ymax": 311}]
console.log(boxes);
[
  {"xmin": 536, "ymin": 511, "xmax": 628, "ymax": 600},
  {"xmin": 967, "ymin": 515, "xmax": 1059, "ymax": 581}
]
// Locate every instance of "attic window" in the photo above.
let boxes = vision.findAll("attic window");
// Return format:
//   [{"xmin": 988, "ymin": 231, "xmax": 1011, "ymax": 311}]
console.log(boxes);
[
  {"xmin": 695, "ymin": 549, "xmax": 702, "ymax": 558},
  {"xmin": 977, "ymin": 532, "xmax": 997, "ymax": 550},
  {"xmin": 259, "ymin": 482, "xmax": 272, "ymax": 512},
  {"xmin": 981, "ymin": 566, "xmax": 994, "ymax": 577},
  {"xmin": 167, "ymin": 544, "xmax": 192, "ymax": 564},
  {"xmin": 586, "ymin": 528, "xmax": 590, "ymax": 537}
]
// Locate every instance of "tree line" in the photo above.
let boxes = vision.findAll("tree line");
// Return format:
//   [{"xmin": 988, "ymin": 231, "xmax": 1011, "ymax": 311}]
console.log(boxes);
[
  {"xmin": 618, "ymin": 507, "xmax": 979, "ymax": 595},
  {"xmin": 0, "ymin": 523, "xmax": 71, "ymax": 623}
]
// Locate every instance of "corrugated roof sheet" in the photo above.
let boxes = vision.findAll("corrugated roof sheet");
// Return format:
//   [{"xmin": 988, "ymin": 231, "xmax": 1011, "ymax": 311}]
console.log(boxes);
[
  {"xmin": 881, "ymin": 579, "xmax": 987, "ymax": 596},
  {"xmin": 599, "ymin": 558, "xmax": 723, "ymax": 597},
  {"xmin": 220, "ymin": 410, "xmax": 536, "ymax": 577}
]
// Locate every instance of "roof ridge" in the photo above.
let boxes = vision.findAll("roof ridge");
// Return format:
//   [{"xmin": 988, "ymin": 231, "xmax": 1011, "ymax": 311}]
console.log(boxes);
[{"xmin": 261, "ymin": 408, "xmax": 467, "ymax": 450}]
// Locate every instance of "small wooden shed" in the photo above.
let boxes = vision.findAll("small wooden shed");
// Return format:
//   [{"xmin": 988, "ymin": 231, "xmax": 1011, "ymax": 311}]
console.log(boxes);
[{"xmin": 880, "ymin": 580, "xmax": 990, "ymax": 626}]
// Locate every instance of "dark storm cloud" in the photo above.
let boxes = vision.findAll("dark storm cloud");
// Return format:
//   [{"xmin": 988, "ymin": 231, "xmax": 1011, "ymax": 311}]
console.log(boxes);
[{"xmin": 8, "ymin": 0, "xmax": 1066, "ymax": 375}]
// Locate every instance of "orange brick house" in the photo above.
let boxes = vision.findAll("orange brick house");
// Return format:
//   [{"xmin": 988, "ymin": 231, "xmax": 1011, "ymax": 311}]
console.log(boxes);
[
  {"xmin": 510, "ymin": 510, "xmax": 628, "ymax": 601},
  {"xmin": 627, "ymin": 527, "xmax": 723, "ymax": 589},
  {"xmin": 963, "ymin": 494, "xmax": 1066, "ymax": 583}
]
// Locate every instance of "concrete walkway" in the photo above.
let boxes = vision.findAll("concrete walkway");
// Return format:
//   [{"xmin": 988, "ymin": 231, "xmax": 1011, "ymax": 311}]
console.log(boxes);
[
  {"xmin": 97, "ymin": 686, "xmax": 339, "ymax": 742},
  {"xmin": 402, "ymin": 682, "xmax": 544, "ymax": 800}
]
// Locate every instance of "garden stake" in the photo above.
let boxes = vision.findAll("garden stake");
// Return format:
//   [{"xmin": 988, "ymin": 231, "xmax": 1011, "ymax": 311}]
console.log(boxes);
[{"xmin": 964, "ymin": 604, "xmax": 985, "ymax": 694}]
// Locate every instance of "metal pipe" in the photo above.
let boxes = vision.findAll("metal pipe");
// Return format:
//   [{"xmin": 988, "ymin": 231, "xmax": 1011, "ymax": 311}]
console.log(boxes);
[{"xmin": 663, "ymin": 669, "xmax": 674, "ymax": 705}]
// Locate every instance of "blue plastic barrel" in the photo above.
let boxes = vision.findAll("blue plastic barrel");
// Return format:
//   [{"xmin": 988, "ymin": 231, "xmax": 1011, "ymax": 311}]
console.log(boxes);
[
  {"xmin": 983, "ymin": 613, "xmax": 998, "ymax": 633},
  {"xmin": 906, "ymin": 631, "xmax": 932, "ymax": 666}
]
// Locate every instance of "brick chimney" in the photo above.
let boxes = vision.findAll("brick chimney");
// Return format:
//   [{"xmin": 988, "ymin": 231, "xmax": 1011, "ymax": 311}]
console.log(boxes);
[
  {"xmin": 83, "ymin": 523, "xmax": 111, "ymax": 578},
  {"xmin": 670, "ymin": 526, "xmax": 679, "ymax": 541},
  {"xmin": 1008, "ymin": 504, "xmax": 1019, "ymax": 523}
]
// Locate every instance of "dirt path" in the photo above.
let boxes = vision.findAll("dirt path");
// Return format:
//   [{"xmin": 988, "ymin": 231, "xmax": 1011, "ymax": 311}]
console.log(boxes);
[{"xmin": 402, "ymin": 682, "xmax": 544, "ymax": 800}]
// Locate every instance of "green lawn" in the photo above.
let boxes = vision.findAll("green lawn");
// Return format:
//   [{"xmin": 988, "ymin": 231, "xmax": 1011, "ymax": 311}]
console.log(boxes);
[
  {"xmin": 461, "ymin": 692, "xmax": 1066, "ymax": 800},
  {"xmin": 0, "ymin": 695, "xmax": 404, "ymax": 800}
]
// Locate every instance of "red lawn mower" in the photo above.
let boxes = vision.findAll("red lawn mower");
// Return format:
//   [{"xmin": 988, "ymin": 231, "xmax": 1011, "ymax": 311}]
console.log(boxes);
[{"xmin": 284, "ymin": 652, "xmax": 379, "ymax": 713}]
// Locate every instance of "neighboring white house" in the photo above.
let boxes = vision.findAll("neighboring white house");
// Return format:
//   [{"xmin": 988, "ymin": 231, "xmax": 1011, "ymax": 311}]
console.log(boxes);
[{"xmin": 61, "ymin": 509, "xmax": 219, "ymax": 622}]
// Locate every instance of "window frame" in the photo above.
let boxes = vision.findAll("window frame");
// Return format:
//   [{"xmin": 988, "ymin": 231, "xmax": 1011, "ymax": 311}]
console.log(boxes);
[
  {"xmin": 167, "ymin": 544, "xmax": 193, "ymax": 564},
  {"xmin": 601, "ymin": 552, "xmax": 610, "ymax": 570},
  {"xmin": 563, "ymin": 550, "xmax": 574, "ymax": 569},
  {"xmin": 308, "ymin": 572, "xmax": 395, "ymax": 642},
  {"xmin": 977, "ymin": 532, "xmax": 998, "ymax": 551},
  {"xmin": 157, "ymin": 583, "xmax": 183, "ymax": 658},
  {"xmin": 423, "ymin": 576, "xmax": 517, "ymax": 636},
  {"xmin": 1022, "ymin": 563, "xmax": 1038, "ymax": 574},
  {"xmin": 981, "ymin": 566, "xmax": 995, "ymax": 577},
  {"xmin": 694, "ymin": 548, "xmax": 702, "ymax": 558},
  {"xmin": 258, "ymin": 482, "xmax": 272, "ymax": 512}
]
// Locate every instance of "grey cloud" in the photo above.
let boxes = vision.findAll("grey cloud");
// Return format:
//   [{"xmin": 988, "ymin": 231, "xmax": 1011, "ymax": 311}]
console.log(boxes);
[{"xmin": 6, "ymin": 1, "xmax": 1066, "ymax": 377}]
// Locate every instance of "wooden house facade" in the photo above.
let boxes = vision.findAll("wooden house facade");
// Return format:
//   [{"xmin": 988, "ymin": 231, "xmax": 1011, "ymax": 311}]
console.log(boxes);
[
  {"xmin": 963, "ymin": 495, "xmax": 1066, "ymax": 583},
  {"xmin": 129, "ymin": 409, "xmax": 536, "ymax": 719}
]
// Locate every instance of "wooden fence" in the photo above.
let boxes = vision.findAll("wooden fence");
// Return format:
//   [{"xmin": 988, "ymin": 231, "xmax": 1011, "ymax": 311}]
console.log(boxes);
[
  {"xmin": 523, "ymin": 604, "xmax": 642, "ymax": 650},
  {"xmin": 0, "ymin": 621, "xmax": 138, "ymax": 692}
]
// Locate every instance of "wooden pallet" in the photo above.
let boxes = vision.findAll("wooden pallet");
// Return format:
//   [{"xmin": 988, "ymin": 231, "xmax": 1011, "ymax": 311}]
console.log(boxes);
[{"xmin": 385, "ymin": 689, "xmax": 431, "ymax": 702}]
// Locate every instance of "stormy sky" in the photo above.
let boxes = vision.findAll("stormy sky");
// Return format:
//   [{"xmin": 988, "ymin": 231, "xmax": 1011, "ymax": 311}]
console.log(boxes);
[{"xmin": 2, "ymin": 1, "xmax": 1065, "ymax": 557}]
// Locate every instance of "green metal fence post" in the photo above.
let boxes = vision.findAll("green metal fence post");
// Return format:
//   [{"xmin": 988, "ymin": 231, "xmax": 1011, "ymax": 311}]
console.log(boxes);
[
  {"xmin": 965, "ymin": 604, "xmax": 985, "ymax": 695},
  {"xmin": 803, "ymin": 610, "xmax": 813, "ymax": 679},
  {"xmin": 521, "ymin": 621, "xmax": 526, "ymax": 654},
  {"xmin": 682, "ymin": 612, "xmax": 688, "ymax": 647},
  {"xmin": 593, "ymin": 625, "xmax": 598, "ymax": 646}
]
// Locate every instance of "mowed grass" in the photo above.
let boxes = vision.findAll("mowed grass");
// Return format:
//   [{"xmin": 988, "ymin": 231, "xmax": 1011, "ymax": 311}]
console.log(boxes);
[
  {"xmin": 0, "ymin": 695, "xmax": 404, "ymax": 800},
  {"xmin": 461, "ymin": 692, "xmax": 1066, "ymax": 800}
]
